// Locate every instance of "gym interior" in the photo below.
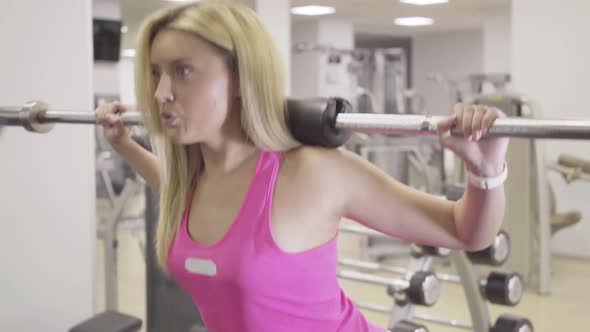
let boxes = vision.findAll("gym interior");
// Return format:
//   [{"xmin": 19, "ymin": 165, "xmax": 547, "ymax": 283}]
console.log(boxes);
[{"xmin": 1, "ymin": 0, "xmax": 589, "ymax": 331}]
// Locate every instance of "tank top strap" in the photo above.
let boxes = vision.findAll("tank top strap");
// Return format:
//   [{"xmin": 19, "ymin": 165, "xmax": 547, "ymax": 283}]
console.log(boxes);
[
  {"xmin": 178, "ymin": 150, "xmax": 282, "ymax": 240},
  {"xmin": 235, "ymin": 150, "xmax": 282, "ymax": 229},
  {"xmin": 260, "ymin": 150, "xmax": 282, "ymax": 209}
]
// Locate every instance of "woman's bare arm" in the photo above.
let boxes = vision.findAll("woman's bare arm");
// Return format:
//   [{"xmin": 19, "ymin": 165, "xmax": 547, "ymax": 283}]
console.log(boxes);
[
  {"xmin": 112, "ymin": 137, "xmax": 160, "ymax": 193},
  {"xmin": 322, "ymin": 148, "xmax": 504, "ymax": 251}
]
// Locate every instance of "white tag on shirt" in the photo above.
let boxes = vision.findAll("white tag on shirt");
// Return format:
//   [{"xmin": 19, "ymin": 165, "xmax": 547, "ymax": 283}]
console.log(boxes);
[{"xmin": 185, "ymin": 257, "xmax": 217, "ymax": 276}]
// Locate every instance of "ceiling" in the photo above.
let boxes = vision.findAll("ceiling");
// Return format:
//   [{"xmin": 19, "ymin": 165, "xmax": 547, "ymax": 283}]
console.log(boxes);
[
  {"xmin": 119, "ymin": 0, "xmax": 511, "ymax": 50},
  {"xmin": 292, "ymin": 0, "xmax": 510, "ymax": 35}
]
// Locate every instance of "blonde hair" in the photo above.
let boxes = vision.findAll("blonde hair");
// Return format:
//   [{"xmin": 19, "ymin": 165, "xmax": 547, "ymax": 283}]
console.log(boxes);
[{"xmin": 134, "ymin": 0, "xmax": 300, "ymax": 273}]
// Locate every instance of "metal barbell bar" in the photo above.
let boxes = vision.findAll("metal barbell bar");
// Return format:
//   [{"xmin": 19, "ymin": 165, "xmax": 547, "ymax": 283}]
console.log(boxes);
[
  {"xmin": 2, "ymin": 99, "xmax": 590, "ymax": 140},
  {"xmin": 336, "ymin": 113, "xmax": 590, "ymax": 139},
  {"xmin": 0, "ymin": 101, "xmax": 141, "ymax": 133}
]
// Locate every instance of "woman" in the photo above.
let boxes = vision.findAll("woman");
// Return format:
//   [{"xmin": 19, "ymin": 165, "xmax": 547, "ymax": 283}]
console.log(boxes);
[{"xmin": 96, "ymin": 1, "xmax": 508, "ymax": 331}]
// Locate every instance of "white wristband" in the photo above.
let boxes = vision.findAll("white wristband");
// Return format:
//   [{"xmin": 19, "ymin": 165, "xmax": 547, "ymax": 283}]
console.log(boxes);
[{"xmin": 467, "ymin": 162, "xmax": 508, "ymax": 190}]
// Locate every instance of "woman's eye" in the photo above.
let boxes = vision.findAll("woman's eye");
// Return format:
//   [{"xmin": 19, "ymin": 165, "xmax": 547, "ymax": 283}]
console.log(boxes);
[
  {"xmin": 151, "ymin": 69, "xmax": 161, "ymax": 82},
  {"xmin": 176, "ymin": 65, "xmax": 192, "ymax": 78}
]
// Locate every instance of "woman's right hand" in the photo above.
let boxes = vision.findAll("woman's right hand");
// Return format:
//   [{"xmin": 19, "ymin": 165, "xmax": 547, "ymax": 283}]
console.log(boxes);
[{"xmin": 96, "ymin": 102, "xmax": 132, "ymax": 146}]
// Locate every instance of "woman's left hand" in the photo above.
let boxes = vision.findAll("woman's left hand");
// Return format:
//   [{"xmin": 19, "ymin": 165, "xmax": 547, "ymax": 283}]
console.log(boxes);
[{"xmin": 437, "ymin": 103, "xmax": 509, "ymax": 177}]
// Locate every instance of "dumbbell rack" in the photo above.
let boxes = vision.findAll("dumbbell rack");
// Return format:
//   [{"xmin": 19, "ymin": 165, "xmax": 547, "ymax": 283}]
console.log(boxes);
[
  {"xmin": 338, "ymin": 224, "xmax": 533, "ymax": 332},
  {"xmin": 448, "ymin": 251, "xmax": 492, "ymax": 332},
  {"xmin": 338, "ymin": 247, "xmax": 440, "ymax": 331}
]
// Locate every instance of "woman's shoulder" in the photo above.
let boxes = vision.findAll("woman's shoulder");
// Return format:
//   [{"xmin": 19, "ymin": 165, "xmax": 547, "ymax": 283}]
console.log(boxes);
[
  {"xmin": 279, "ymin": 145, "xmax": 363, "ymax": 188},
  {"xmin": 277, "ymin": 145, "xmax": 372, "ymax": 220},
  {"xmin": 283, "ymin": 145, "xmax": 365, "ymax": 169},
  {"xmin": 282, "ymin": 145, "xmax": 347, "ymax": 172},
  {"xmin": 274, "ymin": 146, "xmax": 352, "ymax": 220}
]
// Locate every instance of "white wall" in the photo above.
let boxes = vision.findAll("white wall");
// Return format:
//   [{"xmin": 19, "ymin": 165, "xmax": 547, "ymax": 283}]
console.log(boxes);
[
  {"xmin": 118, "ymin": 58, "xmax": 136, "ymax": 105},
  {"xmin": 243, "ymin": 0, "xmax": 292, "ymax": 95},
  {"xmin": 0, "ymin": 0, "xmax": 96, "ymax": 330},
  {"xmin": 413, "ymin": 30, "xmax": 484, "ymax": 115},
  {"xmin": 292, "ymin": 21, "xmax": 320, "ymax": 98},
  {"xmin": 255, "ymin": 0, "xmax": 291, "ymax": 95},
  {"xmin": 94, "ymin": 0, "xmax": 122, "ymax": 99},
  {"xmin": 483, "ymin": 9, "xmax": 511, "ymax": 74},
  {"xmin": 512, "ymin": 0, "xmax": 590, "ymax": 258},
  {"xmin": 94, "ymin": 64, "xmax": 121, "ymax": 97},
  {"xmin": 317, "ymin": 20, "xmax": 355, "ymax": 101},
  {"xmin": 291, "ymin": 19, "xmax": 355, "ymax": 101}
]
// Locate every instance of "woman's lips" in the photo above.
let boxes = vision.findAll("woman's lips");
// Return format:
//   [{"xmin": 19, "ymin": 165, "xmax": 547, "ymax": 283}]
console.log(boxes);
[{"xmin": 161, "ymin": 112, "xmax": 179, "ymax": 127}]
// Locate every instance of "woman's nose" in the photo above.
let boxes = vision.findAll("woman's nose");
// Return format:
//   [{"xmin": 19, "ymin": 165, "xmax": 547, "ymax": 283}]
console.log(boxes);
[{"xmin": 154, "ymin": 74, "xmax": 174, "ymax": 106}]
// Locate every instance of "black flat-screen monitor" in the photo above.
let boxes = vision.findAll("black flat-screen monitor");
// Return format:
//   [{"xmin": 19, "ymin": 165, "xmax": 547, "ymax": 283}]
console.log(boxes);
[{"xmin": 93, "ymin": 18, "xmax": 122, "ymax": 62}]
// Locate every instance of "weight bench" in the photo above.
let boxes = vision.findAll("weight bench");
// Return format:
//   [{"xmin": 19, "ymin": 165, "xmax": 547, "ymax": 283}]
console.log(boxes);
[{"xmin": 69, "ymin": 311, "xmax": 142, "ymax": 332}]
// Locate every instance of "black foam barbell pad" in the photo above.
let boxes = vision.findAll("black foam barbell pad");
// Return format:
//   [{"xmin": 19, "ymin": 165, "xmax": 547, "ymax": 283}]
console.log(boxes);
[{"xmin": 286, "ymin": 97, "xmax": 352, "ymax": 148}]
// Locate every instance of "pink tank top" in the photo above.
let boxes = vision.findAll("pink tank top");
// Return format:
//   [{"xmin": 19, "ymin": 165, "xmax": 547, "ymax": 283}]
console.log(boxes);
[{"xmin": 168, "ymin": 150, "xmax": 385, "ymax": 332}]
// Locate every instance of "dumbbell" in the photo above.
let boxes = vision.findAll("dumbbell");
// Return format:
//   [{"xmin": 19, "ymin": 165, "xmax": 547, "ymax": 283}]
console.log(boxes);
[
  {"xmin": 439, "ymin": 271, "xmax": 524, "ymax": 306},
  {"xmin": 410, "ymin": 313, "xmax": 532, "ymax": 332},
  {"xmin": 467, "ymin": 230, "xmax": 511, "ymax": 266},
  {"xmin": 482, "ymin": 272, "xmax": 523, "ymax": 306},
  {"xmin": 432, "ymin": 270, "xmax": 523, "ymax": 306},
  {"xmin": 394, "ymin": 313, "xmax": 532, "ymax": 332},
  {"xmin": 391, "ymin": 320, "xmax": 429, "ymax": 332},
  {"xmin": 360, "ymin": 301, "xmax": 532, "ymax": 332},
  {"xmin": 491, "ymin": 315, "xmax": 534, "ymax": 332},
  {"xmin": 445, "ymin": 185, "xmax": 511, "ymax": 266},
  {"xmin": 337, "ymin": 269, "xmax": 440, "ymax": 307},
  {"xmin": 339, "ymin": 258, "xmax": 522, "ymax": 306},
  {"xmin": 410, "ymin": 243, "xmax": 451, "ymax": 258},
  {"xmin": 339, "ymin": 223, "xmax": 508, "ymax": 264},
  {"xmin": 356, "ymin": 291, "xmax": 530, "ymax": 331},
  {"xmin": 360, "ymin": 303, "xmax": 473, "ymax": 331},
  {"xmin": 338, "ymin": 224, "xmax": 451, "ymax": 259}
]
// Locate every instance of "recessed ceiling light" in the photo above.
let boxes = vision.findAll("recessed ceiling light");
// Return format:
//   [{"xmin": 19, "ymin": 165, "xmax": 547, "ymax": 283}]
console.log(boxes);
[
  {"xmin": 166, "ymin": 0, "xmax": 194, "ymax": 2},
  {"xmin": 120, "ymin": 26, "xmax": 128, "ymax": 33},
  {"xmin": 400, "ymin": 0, "xmax": 449, "ymax": 5},
  {"xmin": 122, "ymin": 49, "xmax": 136, "ymax": 58},
  {"xmin": 394, "ymin": 17, "xmax": 434, "ymax": 26},
  {"xmin": 291, "ymin": 5, "xmax": 336, "ymax": 16}
]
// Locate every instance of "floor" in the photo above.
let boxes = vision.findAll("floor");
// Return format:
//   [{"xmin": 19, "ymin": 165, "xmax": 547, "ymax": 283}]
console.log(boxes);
[{"xmin": 96, "ymin": 211, "xmax": 590, "ymax": 332}]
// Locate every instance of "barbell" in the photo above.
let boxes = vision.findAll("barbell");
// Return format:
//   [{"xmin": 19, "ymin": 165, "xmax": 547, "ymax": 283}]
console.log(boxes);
[
  {"xmin": 0, "ymin": 101, "xmax": 141, "ymax": 134},
  {"xmin": 1, "ymin": 98, "xmax": 590, "ymax": 147}
]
